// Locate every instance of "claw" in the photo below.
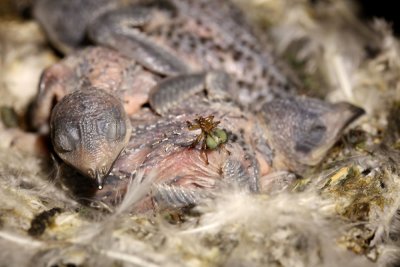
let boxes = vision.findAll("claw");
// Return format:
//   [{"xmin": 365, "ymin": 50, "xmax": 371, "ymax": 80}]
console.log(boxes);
[{"xmin": 96, "ymin": 172, "xmax": 104, "ymax": 190}]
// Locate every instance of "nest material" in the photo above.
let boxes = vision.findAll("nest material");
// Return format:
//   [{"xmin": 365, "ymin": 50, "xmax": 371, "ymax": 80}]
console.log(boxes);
[{"xmin": 1, "ymin": 0, "xmax": 400, "ymax": 266}]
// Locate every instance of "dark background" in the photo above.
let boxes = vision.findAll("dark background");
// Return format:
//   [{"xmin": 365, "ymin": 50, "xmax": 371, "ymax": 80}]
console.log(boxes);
[
  {"xmin": 1, "ymin": 0, "xmax": 400, "ymax": 35},
  {"xmin": 358, "ymin": 0, "xmax": 400, "ymax": 35}
]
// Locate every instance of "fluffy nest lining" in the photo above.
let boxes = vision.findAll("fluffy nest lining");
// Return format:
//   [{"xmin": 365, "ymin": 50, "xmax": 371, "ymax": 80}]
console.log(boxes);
[{"xmin": 1, "ymin": 1, "xmax": 400, "ymax": 266}]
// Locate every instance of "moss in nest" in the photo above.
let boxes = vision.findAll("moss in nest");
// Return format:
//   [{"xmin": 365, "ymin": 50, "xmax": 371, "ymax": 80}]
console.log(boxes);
[
  {"xmin": 322, "ymin": 166, "xmax": 387, "ymax": 221},
  {"xmin": 343, "ymin": 129, "xmax": 370, "ymax": 152},
  {"xmin": 28, "ymin": 207, "xmax": 62, "ymax": 237},
  {"xmin": 291, "ymin": 177, "xmax": 312, "ymax": 192},
  {"xmin": 128, "ymin": 220, "xmax": 157, "ymax": 240},
  {"xmin": 179, "ymin": 230, "xmax": 238, "ymax": 265},
  {"xmin": 159, "ymin": 206, "xmax": 198, "ymax": 225},
  {"xmin": 338, "ymin": 128, "xmax": 371, "ymax": 154},
  {"xmin": 318, "ymin": 127, "xmax": 377, "ymax": 175},
  {"xmin": 393, "ymin": 141, "xmax": 400, "ymax": 150},
  {"xmin": 122, "ymin": 217, "xmax": 166, "ymax": 249},
  {"xmin": 201, "ymin": 231, "xmax": 239, "ymax": 256},
  {"xmin": 338, "ymin": 226, "xmax": 376, "ymax": 258},
  {"xmin": 0, "ymin": 106, "xmax": 19, "ymax": 128}
]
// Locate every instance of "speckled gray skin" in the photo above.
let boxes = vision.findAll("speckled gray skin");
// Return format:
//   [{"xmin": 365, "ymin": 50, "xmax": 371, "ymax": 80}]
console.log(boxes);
[
  {"xmin": 34, "ymin": 0, "xmax": 297, "ymax": 108},
  {"xmin": 32, "ymin": 0, "xmax": 364, "ymax": 209},
  {"xmin": 50, "ymin": 87, "xmax": 131, "ymax": 188}
]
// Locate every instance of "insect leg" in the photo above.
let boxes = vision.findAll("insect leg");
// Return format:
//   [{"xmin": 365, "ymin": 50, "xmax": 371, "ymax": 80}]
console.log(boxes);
[{"xmin": 201, "ymin": 138, "xmax": 209, "ymax": 165}]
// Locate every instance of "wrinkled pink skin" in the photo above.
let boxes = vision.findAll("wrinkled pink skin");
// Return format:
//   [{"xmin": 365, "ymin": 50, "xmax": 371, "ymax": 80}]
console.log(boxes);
[
  {"xmin": 32, "ymin": 47, "xmax": 159, "ymax": 134},
  {"xmin": 95, "ymin": 99, "xmax": 269, "ymax": 211},
  {"xmin": 32, "ymin": 47, "xmax": 273, "ymax": 211}
]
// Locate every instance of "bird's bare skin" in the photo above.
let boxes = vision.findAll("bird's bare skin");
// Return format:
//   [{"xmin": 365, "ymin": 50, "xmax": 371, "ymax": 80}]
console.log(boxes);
[
  {"xmin": 31, "ymin": 47, "xmax": 233, "ymax": 189},
  {"xmin": 34, "ymin": 0, "xmax": 298, "ymax": 106},
  {"xmin": 31, "ymin": 0, "xmax": 365, "ymax": 209}
]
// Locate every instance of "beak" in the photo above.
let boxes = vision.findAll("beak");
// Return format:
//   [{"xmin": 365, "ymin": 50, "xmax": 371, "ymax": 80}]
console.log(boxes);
[{"xmin": 96, "ymin": 172, "xmax": 104, "ymax": 190}]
